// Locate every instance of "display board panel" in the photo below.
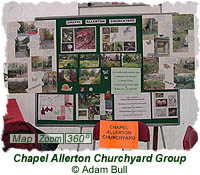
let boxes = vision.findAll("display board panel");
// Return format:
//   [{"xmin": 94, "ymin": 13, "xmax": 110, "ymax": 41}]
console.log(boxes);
[{"xmin": 34, "ymin": 15, "xmax": 183, "ymax": 126}]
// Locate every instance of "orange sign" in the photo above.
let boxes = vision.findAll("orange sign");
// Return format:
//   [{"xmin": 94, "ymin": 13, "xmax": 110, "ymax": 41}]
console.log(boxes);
[{"xmin": 99, "ymin": 120, "xmax": 138, "ymax": 149}]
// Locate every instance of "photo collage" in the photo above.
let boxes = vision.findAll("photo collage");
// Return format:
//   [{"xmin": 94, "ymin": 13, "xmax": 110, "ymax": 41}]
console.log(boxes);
[
  {"xmin": 7, "ymin": 20, "xmax": 57, "ymax": 93},
  {"xmin": 152, "ymin": 92, "xmax": 178, "ymax": 119},
  {"xmin": 142, "ymin": 14, "xmax": 195, "ymax": 90}
]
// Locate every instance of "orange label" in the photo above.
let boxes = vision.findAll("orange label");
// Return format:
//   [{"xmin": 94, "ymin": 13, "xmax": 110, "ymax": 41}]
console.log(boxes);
[{"xmin": 99, "ymin": 120, "xmax": 138, "ymax": 149}]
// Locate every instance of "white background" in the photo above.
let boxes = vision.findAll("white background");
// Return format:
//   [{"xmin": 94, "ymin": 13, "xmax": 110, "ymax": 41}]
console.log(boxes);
[{"xmin": 0, "ymin": 0, "xmax": 200, "ymax": 175}]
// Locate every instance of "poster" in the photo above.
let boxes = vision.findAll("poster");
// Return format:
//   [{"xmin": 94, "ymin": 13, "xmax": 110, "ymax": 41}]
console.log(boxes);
[
  {"xmin": 100, "ymin": 26, "xmax": 137, "ymax": 52},
  {"xmin": 38, "ymin": 94, "xmax": 74, "ymax": 121},
  {"xmin": 76, "ymin": 93, "xmax": 113, "ymax": 120},
  {"xmin": 114, "ymin": 93, "xmax": 151, "ymax": 120},
  {"xmin": 152, "ymin": 91, "xmax": 178, "ymax": 119},
  {"xmin": 111, "ymin": 68, "xmax": 141, "ymax": 94},
  {"xmin": 61, "ymin": 26, "xmax": 96, "ymax": 53}
]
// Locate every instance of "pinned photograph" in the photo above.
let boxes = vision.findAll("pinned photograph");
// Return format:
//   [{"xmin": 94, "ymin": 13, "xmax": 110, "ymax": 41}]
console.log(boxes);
[
  {"xmin": 31, "ymin": 56, "xmax": 52, "ymax": 72},
  {"xmin": 142, "ymin": 18, "xmax": 158, "ymax": 40},
  {"xmin": 78, "ymin": 94, "xmax": 100, "ymax": 120},
  {"xmin": 8, "ymin": 63, "xmax": 28, "ymax": 78},
  {"xmin": 154, "ymin": 35, "xmax": 170, "ymax": 56},
  {"xmin": 101, "ymin": 53, "xmax": 120, "ymax": 67},
  {"xmin": 39, "ymin": 28, "xmax": 54, "ymax": 49},
  {"xmin": 143, "ymin": 57, "xmax": 165, "ymax": 90},
  {"xmin": 155, "ymin": 108, "xmax": 167, "ymax": 117},
  {"xmin": 74, "ymin": 27, "xmax": 96, "ymax": 50},
  {"xmin": 58, "ymin": 54, "xmax": 78, "ymax": 68},
  {"xmin": 173, "ymin": 14, "xmax": 194, "ymax": 52},
  {"xmin": 8, "ymin": 78, "xmax": 28, "ymax": 93},
  {"xmin": 124, "ymin": 42, "xmax": 136, "ymax": 51},
  {"xmin": 122, "ymin": 53, "xmax": 142, "ymax": 67},
  {"xmin": 79, "ymin": 68, "xmax": 101, "ymax": 85},
  {"xmin": 156, "ymin": 99, "xmax": 167, "ymax": 107},
  {"xmin": 103, "ymin": 43, "xmax": 114, "ymax": 52},
  {"xmin": 168, "ymin": 108, "xmax": 177, "ymax": 116},
  {"xmin": 15, "ymin": 36, "xmax": 30, "ymax": 58},
  {"xmin": 80, "ymin": 54, "xmax": 99, "ymax": 68},
  {"xmin": 174, "ymin": 57, "xmax": 195, "ymax": 89},
  {"xmin": 102, "ymin": 35, "xmax": 110, "ymax": 43},
  {"xmin": 62, "ymin": 28, "xmax": 73, "ymax": 42},
  {"xmin": 102, "ymin": 27, "xmax": 110, "ymax": 34},
  {"xmin": 42, "ymin": 71, "xmax": 57, "ymax": 93},
  {"xmin": 59, "ymin": 69, "xmax": 77, "ymax": 83},
  {"xmin": 62, "ymin": 43, "xmax": 74, "ymax": 52},
  {"xmin": 17, "ymin": 21, "xmax": 37, "ymax": 35}
]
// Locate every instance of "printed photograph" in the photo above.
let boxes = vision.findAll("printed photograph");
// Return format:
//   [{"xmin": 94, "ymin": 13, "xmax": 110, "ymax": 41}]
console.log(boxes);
[
  {"xmin": 168, "ymin": 95, "xmax": 177, "ymax": 107},
  {"xmin": 102, "ymin": 35, "xmax": 110, "ymax": 42},
  {"xmin": 79, "ymin": 68, "xmax": 101, "ymax": 85},
  {"xmin": 42, "ymin": 71, "xmax": 57, "ymax": 93},
  {"xmin": 122, "ymin": 53, "xmax": 142, "ymax": 68},
  {"xmin": 8, "ymin": 78, "xmax": 28, "ymax": 93},
  {"xmin": 8, "ymin": 63, "xmax": 28, "ymax": 78},
  {"xmin": 154, "ymin": 36, "xmax": 170, "ymax": 56},
  {"xmin": 75, "ymin": 27, "xmax": 96, "ymax": 50},
  {"xmin": 15, "ymin": 36, "xmax": 30, "ymax": 58},
  {"xmin": 102, "ymin": 43, "xmax": 114, "ymax": 52},
  {"xmin": 168, "ymin": 108, "xmax": 177, "ymax": 116},
  {"xmin": 101, "ymin": 53, "xmax": 120, "ymax": 67},
  {"xmin": 39, "ymin": 28, "xmax": 54, "ymax": 49},
  {"xmin": 173, "ymin": 14, "xmax": 194, "ymax": 52},
  {"xmin": 142, "ymin": 18, "xmax": 158, "ymax": 40},
  {"xmin": 17, "ymin": 21, "xmax": 37, "ymax": 35},
  {"xmin": 111, "ymin": 27, "xmax": 118, "ymax": 33},
  {"xmin": 114, "ymin": 42, "xmax": 123, "ymax": 51},
  {"xmin": 62, "ymin": 28, "xmax": 73, "ymax": 42},
  {"xmin": 31, "ymin": 56, "xmax": 52, "ymax": 72},
  {"xmin": 62, "ymin": 43, "xmax": 74, "ymax": 52},
  {"xmin": 78, "ymin": 94, "xmax": 100, "ymax": 120},
  {"xmin": 155, "ymin": 108, "xmax": 167, "ymax": 118},
  {"xmin": 58, "ymin": 54, "xmax": 78, "ymax": 68},
  {"xmin": 174, "ymin": 57, "xmax": 195, "ymax": 89},
  {"xmin": 102, "ymin": 27, "xmax": 110, "ymax": 34},
  {"xmin": 143, "ymin": 57, "xmax": 165, "ymax": 90},
  {"xmin": 80, "ymin": 54, "xmax": 99, "ymax": 68},
  {"xmin": 155, "ymin": 93, "xmax": 164, "ymax": 98},
  {"xmin": 59, "ymin": 69, "xmax": 77, "ymax": 83},
  {"xmin": 124, "ymin": 42, "xmax": 136, "ymax": 51},
  {"xmin": 156, "ymin": 99, "xmax": 167, "ymax": 107}
]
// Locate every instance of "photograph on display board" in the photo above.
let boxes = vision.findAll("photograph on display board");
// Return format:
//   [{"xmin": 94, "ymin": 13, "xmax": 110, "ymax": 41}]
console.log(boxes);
[
  {"xmin": 77, "ymin": 94, "xmax": 100, "ymax": 120},
  {"xmin": 38, "ymin": 94, "xmax": 73, "ymax": 121},
  {"xmin": 8, "ymin": 63, "xmax": 28, "ymax": 93},
  {"xmin": 154, "ymin": 35, "xmax": 170, "ymax": 56},
  {"xmin": 42, "ymin": 71, "xmax": 57, "ymax": 93},
  {"xmin": 173, "ymin": 14, "xmax": 194, "ymax": 52},
  {"xmin": 80, "ymin": 54, "xmax": 99, "ymax": 68},
  {"xmin": 152, "ymin": 92, "xmax": 178, "ymax": 119},
  {"xmin": 58, "ymin": 54, "xmax": 78, "ymax": 69},
  {"xmin": 76, "ymin": 93, "xmax": 113, "ymax": 120},
  {"xmin": 101, "ymin": 53, "xmax": 120, "ymax": 67},
  {"xmin": 122, "ymin": 53, "xmax": 142, "ymax": 68},
  {"xmin": 15, "ymin": 36, "xmax": 30, "ymax": 58},
  {"xmin": 174, "ymin": 57, "xmax": 195, "ymax": 89},
  {"xmin": 101, "ymin": 26, "xmax": 137, "ymax": 52},
  {"xmin": 39, "ymin": 28, "xmax": 54, "ymax": 49},
  {"xmin": 17, "ymin": 21, "xmax": 37, "ymax": 35},
  {"xmin": 61, "ymin": 27, "xmax": 96, "ymax": 53},
  {"xmin": 142, "ymin": 18, "xmax": 158, "ymax": 40},
  {"xmin": 59, "ymin": 69, "xmax": 77, "ymax": 83},
  {"xmin": 143, "ymin": 57, "xmax": 165, "ymax": 90},
  {"xmin": 31, "ymin": 56, "xmax": 52, "ymax": 72},
  {"xmin": 79, "ymin": 68, "xmax": 101, "ymax": 85}
]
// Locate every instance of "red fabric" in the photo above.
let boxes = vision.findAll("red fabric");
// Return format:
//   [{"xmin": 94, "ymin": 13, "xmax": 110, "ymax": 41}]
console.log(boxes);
[
  {"xmin": 93, "ymin": 121, "xmax": 150, "ymax": 142},
  {"xmin": 4, "ymin": 99, "xmax": 24, "ymax": 124},
  {"xmin": 183, "ymin": 126, "xmax": 198, "ymax": 150},
  {"xmin": 2, "ymin": 121, "xmax": 41, "ymax": 151}
]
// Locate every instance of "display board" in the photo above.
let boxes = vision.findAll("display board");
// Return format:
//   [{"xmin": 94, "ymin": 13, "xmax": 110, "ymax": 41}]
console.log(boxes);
[
  {"xmin": 30, "ymin": 15, "xmax": 183, "ymax": 126},
  {"xmin": 6, "ymin": 13, "xmax": 193, "ymax": 126}
]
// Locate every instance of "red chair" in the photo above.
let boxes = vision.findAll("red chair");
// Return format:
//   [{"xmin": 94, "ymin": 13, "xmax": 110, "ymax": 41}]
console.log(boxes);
[
  {"xmin": 93, "ymin": 121, "xmax": 150, "ymax": 150},
  {"xmin": 183, "ymin": 126, "xmax": 198, "ymax": 150}
]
